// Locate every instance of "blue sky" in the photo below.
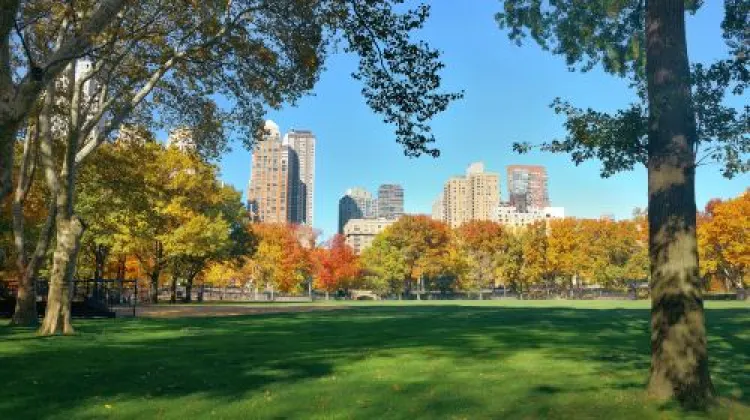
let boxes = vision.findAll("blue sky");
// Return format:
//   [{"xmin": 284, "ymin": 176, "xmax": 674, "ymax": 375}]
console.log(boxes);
[{"xmin": 210, "ymin": 1, "xmax": 748, "ymax": 239}]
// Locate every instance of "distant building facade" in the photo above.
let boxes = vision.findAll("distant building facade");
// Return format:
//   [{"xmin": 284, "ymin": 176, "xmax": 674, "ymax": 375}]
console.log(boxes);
[
  {"xmin": 343, "ymin": 218, "xmax": 396, "ymax": 254},
  {"xmin": 441, "ymin": 162, "xmax": 500, "ymax": 228},
  {"xmin": 507, "ymin": 165, "xmax": 549, "ymax": 212},
  {"xmin": 493, "ymin": 205, "xmax": 565, "ymax": 228},
  {"xmin": 377, "ymin": 184, "xmax": 404, "ymax": 220},
  {"xmin": 338, "ymin": 187, "xmax": 376, "ymax": 234},
  {"xmin": 285, "ymin": 130, "xmax": 316, "ymax": 226}
]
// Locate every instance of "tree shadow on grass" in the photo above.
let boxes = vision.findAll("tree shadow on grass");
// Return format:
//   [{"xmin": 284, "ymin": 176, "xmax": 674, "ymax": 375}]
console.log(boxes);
[{"xmin": 0, "ymin": 305, "xmax": 747, "ymax": 418}]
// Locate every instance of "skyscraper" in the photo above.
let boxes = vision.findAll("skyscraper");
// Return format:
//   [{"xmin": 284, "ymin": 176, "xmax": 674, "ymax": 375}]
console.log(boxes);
[
  {"xmin": 247, "ymin": 120, "xmax": 291, "ymax": 223},
  {"xmin": 284, "ymin": 129, "xmax": 316, "ymax": 226},
  {"xmin": 338, "ymin": 187, "xmax": 376, "ymax": 234},
  {"xmin": 507, "ymin": 165, "xmax": 549, "ymax": 212},
  {"xmin": 377, "ymin": 184, "xmax": 404, "ymax": 220},
  {"xmin": 442, "ymin": 162, "xmax": 500, "ymax": 227}
]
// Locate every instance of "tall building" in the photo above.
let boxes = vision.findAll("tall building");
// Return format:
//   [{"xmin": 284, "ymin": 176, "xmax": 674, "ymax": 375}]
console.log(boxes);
[
  {"xmin": 247, "ymin": 120, "xmax": 291, "ymax": 223},
  {"xmin": 343, "ymin": 218, "xmax": 396, "ymax": 254},
  {"xmin": 442, "ymin": 162, "xmax": 500, "ymax": 227},
  {"xmin": 443, "ymin": 177, "xmax": 469, "ymax": 227},
  {"xmin": 338, "ymin": 187, "xmax": 376, "ymax": 234},
  {"xmin": 467, "ymin": 162, "xmax": 500, "ymax": 221},
  {"xmin": 377, "ymin": 184, "xmax": 404, "ymax": 220},
  {"xmin": 284, "ymin": 129, "xmax": 316, "ymax": 226},
  {"xmin": 507, "ymin": 165, "xmax": 549, "ymax": 212}
]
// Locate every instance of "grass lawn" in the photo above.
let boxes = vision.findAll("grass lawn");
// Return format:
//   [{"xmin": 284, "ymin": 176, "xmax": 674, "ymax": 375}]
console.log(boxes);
[{"xmin": 1, "ymin": 300, "xmax": 748, "ymax": 419}]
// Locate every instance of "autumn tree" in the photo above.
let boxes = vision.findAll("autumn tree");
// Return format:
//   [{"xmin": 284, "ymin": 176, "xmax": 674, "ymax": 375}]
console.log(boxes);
[
  {"xmin": 575, "ymin": 219, "xmax": 649, "ymax": 289},
  {"xmin": 546, "ymin": 218, "xmax": 585, "ymax": 293},
  {"xmin": 455, "ymin": 221, "xmax": 506, "ymax": 299},
  {"xmin": 75, "ymin": 135, "xmax": 155, "ymax": 283},
  {"xmin": 519, "ymin": 221, "xmax": 550, "ymax": 297},
  {"xmin": 496, "ymin": 1, "xmax": 748, "ymax": 404},
  {"xmin": 360, "ymin": 232, "xmax": 409, "ymax": 298},
  {"xmin": 495, "ymin": 230, "xmax": 525, "ymax": 294},
  {"xmin": 369, "ymin": 216, "xmax": 452, "ymax": 299},
  {"xmin": 247, "ymin": 223, "xmax": 312, "ymax": 298},
  {"xmin": 313, "ymin": 234, "xmax": 361, "ymax": 300},
  {"xmin": 698, "ymin": 191, "xmax": 749, "ymax": 290}
]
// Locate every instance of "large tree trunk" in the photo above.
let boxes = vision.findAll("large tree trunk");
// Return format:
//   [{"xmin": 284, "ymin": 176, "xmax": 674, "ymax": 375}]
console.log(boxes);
[
  {"xmin": 148, "ymin": 242, "xmax": 163, "ymax": 303},
  {"xmin": 0, "ymin": 0, "xmax": 21, "ymax": 203},
  {"xmin": 170, "ymin": 275, "xmax": 177, "ymax": 304},
  {"xmin": 11, "ymin": 198, "xmax": 55, "ymax": 326},
  {"xmin": 10, "ymin": 122, "xmax": 45, "ymax": 326},
  {"xmin": 0, "ymin": 123, "xmax": 15, "ymax": 203},
  {"xmin": 38, "ymin": 216, "xmax": 85, "ymax": 335},
  {"xmin": 645, "ymin": 0, "xmax": 713, "ymax": 407},
  {"xmin": 184, "ymin": 275, "xmax": 194, "ymax": 303},
  {"xmin": 116, "ymin": 255, "xmax": 126, "ymax": 280},
  {"xmin": 93, "ymin": 243, "xmax": 109, "ymax": 282}
]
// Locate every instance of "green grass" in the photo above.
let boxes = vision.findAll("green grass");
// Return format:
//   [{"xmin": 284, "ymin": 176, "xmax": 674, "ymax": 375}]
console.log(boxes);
[{"xmin": 1, "ymin": 300, "xmax": 748, "ymax": 419}]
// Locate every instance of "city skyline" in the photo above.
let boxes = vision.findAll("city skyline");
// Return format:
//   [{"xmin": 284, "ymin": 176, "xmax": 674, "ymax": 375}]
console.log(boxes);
[{"xmin": 174, "ymin": 1, "xmax": 746, "ymax": 240}]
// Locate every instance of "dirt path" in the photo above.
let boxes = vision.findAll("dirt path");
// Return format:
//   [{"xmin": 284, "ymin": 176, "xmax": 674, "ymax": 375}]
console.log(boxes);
[{"xmin": 115, "ymin": 304, "xmax": 347, "ymax": 319}]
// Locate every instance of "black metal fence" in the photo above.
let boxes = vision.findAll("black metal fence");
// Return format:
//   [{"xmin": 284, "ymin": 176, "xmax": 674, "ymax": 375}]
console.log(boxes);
[{"xmin": 0, "ymin": 278, "xmax": 140, "ymax": 318}]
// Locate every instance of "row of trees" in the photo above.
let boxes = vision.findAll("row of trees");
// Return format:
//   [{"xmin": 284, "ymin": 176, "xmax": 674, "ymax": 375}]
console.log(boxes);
[
  {"xmin": 199, "ymin": 195, "xmax": 747, "ymax": 300},
  {"xmin": 359, "ymin": 216, "xmax": 649, "ymax": 298},
  {"xmin": 1, "ymin": 135, "xmax": 253, "ymax": 303}
]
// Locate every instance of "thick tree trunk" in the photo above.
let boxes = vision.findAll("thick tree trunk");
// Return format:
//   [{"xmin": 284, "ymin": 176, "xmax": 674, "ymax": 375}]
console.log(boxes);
[
  {"xmin": 149, "ymin": 269, "xmax": 160, "ymax": 303},
  {"xmin": 38, "ymin": 216, "xmax": 85, "ymax": 335},
  {"xmin": 148, "ymin": 242, "xmax": 163, "ymax": 303},
  {"xmin": 645, "ymin": 0, "xmax": 713, "ymax": 407},
  {"xmin": 170, "ymin": 275, "xmax": 177, "ymax": 304},
  {"xmin": 184, "ymin": 276, "xmax": 194, "ymax": 303},
  {"xmin": 93, "ymin": 244, "xmax": 109, "ymax": 282},
  {"xmin": 0, "ymin": 124, "xmax": 14, "ymax": 202},
  {"xmin": 10, "ymin": 200, "xmax": 55, "ymax": 326},
  {"xmin": 116, "ymin": 255, "xmax": 126, "ymax": 280}
]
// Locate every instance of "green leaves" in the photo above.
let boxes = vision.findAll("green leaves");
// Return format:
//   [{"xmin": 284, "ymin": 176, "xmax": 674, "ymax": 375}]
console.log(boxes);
[
  {"xmin": 342, "ymin": 2, "xmax": 463, "ymax": 157},
  {"xmin": 500, "ymin": 1, "xmax": 748, "ymax": 179}
]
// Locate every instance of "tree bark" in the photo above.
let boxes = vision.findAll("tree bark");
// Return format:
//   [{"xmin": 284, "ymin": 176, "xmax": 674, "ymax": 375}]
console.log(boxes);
[
  {"xmin": 148, "ymin": 241, "xmax": 163, "ymax": 304},
  {"xmin": 115, "ymin": 255, "xmax": 126, "ymax": 281},
  {"xmin": 39, "ymin": 64, "xmax": 84, "ymax": 336},
  {"xmin": 38, "ymin": 216, "xmax": 85, "ymax": 335},
  {"xmin": 184, "ymin": 271, "xmax": 197, "ymax": 303},
  {"xmin": 170, "ymin": 275, "xmax": 177, "ymax": 304},
  {"xmin": 11, "ymin": 197, "xmax": 55, "ymax": 326},
  {"xmin": 93, "ymin": 243, "xmax": 110, "ymax": 282},
  {"xmin": 645, "ymin": 0, "xmax": 713, "ymax": 407}
]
